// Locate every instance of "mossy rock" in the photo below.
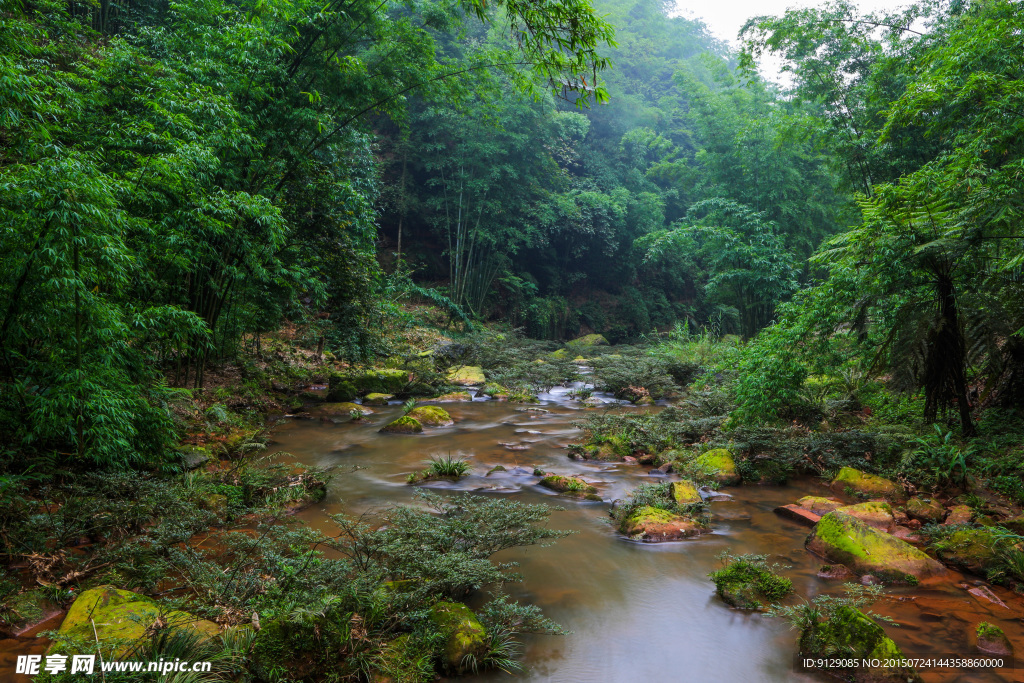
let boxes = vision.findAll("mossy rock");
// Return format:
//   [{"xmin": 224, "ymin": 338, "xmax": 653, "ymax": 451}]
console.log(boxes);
[
  {"xmin": 317, "ymin": 402, "xmax": 373, "ymax": 418},
  {"xmin": 830, "ymin": 467, "xmax": 905, "ymax": 503},
  {"xmin": 379, "ymin": 416, "xmax": 423, "ymax": 434},
  {"xmin": 975, "ymin": 622, "xmax": 1013, "ymax": 655},
  {"xmin": 429, "ymin": 602, "xmax": 486, "ymax": 673},
  {"xmin": 566, "ymin": 333, "xmax": 609, "ymax": 348},
  {"xmin": 178, "ymin": 446, "xmax": 214, "ymax": 470},
  {"xmin": 835, "ymin": 501, "xmax": 895, "ymax": 531},
  {"xmin": 406, "ymin": 405, "xmax": 453, "ymax": 427},
  {"xmin": 944, "ymin": 504, "xmax": 973, "ymax": 525},
  {"xmin": 431, "ymin": 391, "xmax": 472, "ymax": 402},
  {"xmin": 906, "ymin": 496, "xmax": 944, "ymax": 523},
  {"xmin": 934, "ymin": 527, "xmax": 1002, "ymax": 576},
  {"xmin": 806, "ymin": 511, "xmax": 945, "ymax": 584},
  {"xmin": 54, "ymin": 586, "xmax": 218, "ymax": 657},
  {"xmin": 796, "ymin": 496, "xmax": 844, "ymax": 516},
  {"xmin": 800, "ymin": 606, "xmax": 922, "ymax": 683},
  {"xmin": 325, "ymin": 377, "xmax": 357, "ymax": 402},
  {"xmin": 694, "ymin": 449, "xmax": 740, "ymax": 485},
  {"xmin": 363, "ymin": 393, "xmax": 394, "ymax": 406},
  {"xmin": 1002, "ymin": 514, "xmax": 1024, "ymax": 535},
  {"xmin": 540, "ymin": 475, "xmax": 596, "ymax": 496},
  {"xmin": 620, "ymin": 506, "xmax": 706, "ymax": 541},
  {"xmin": 447, "ymin": 365, "xmax": 485, "ymax": 386},
  {"xmin": 671, "ymin": 480, "xmax": 701, "ymax": 506},
  {"xmin": 550, "ymin": 348, "xmax": 569, "ymax": 360},
  {"xmin": 487, "ymin": 465, "xmax": 507, "ymax": 475},
  {"xmin": 480, "ymin": 383, "xmax": 508, "ymax": 398},
  {"xmin": 710, "ymin": 560, "xmax": 793, "ymax": 610}
]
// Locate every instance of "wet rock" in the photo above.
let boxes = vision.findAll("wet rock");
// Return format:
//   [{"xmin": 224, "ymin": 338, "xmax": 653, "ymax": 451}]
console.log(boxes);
[
  {"xmin": 891, "ymin": 526, "xmax": 923, "ymax": 544},
  {"xmin": 934, "ymin": 527, "xmax": 1002, "ymax": 576},
  {"xmin": 774, "ymin": 504, "xmax": 821, "ymax": 527},
  {"xmin": 363, "ymin": 392, "xmax": 394, "ymax": 405},
  {"xmin": 709, "ymin": 557, "xmax": 793, "ymax": 609},
  {"xmin": 406, "ymin": 405, "xmax": 453, "ymax": 426},
  {"xmin": 943, "ymin": 504, "xmax": 973, "ymax": 525},
  {"xmin": 817, "ymin": 564, "xmax": 854, "ymax": 580},
  {"xmin": 532, "ymin": 468, "xmax": 546, "ymax": 476},
  {"xmin": 581, "ymin": 397, "xmax": 605, "ymax": 408},
  {"xmin": 795, "ymin": 496, "xmax": 843, "ymax": 516},
  {"xmin": 799, "ymin": 606, "xmax": 922, "ymax": 683},
  {"xmin": 515, "ymin": 407, "xmax": 548, "ymax": 413},
  {"xmin": 316, "ymin": 402, "xmax": 374, "ymax": 418},
  {"xmin": 622, "ymin": 455, "xmax": 638, "ymax": 463},
  {"xmin": 671, "ymin": 480, "xmax": 701, "ymax": 506},
  {"xmin": 379, "ymin": 416, "xmax": 423, "ymax": 434},
  {"xmin": 447, "ymin": 365, "xmax": 485, "ymax": 386},
  {"xmin": 430, "ymin": 391, "xmax": 472, "ymax": 402},
  {"xmin": 830, "ymin": 467, "xmax": 906, "ymax": 503},
  {"xmin": 500, "ymin": 441, "xmax": 530, "ymax": 451},
  {"xmin": 487, "ymin": 465, "xmax": 507, "ymax": 475},
  {"xmin": 906, "ymin": 496, "xmax": 945, "ymax": 523},
  {"xmin": 806, "ymin": 511, "xmax": 946, "ymax": 584},
  {"xmin": 619, "ymin": 506, "xmax": 706, "ymax": 541},
  {"xmin": 429, "ymin": 602, "xmax": 487, "ymax": 673},
  {"xmin": 967, "ymin": 585, "xmax": 1008, "ymax": 609},
  {"xmin": 1002, "ymin": 514, "xmax": 1024, "ymax": 534},
  {"xmin": 539, "ymin": 475, "xmax": 596, "ymax": 496},
  {"xmin": 53, "ymin": 586, "xmax": 218, "ymax": 657},
  {"xmin": 975, "ymin": 622, "xmax": 1013, "ymax": 655},
  {"xmin": 655, "ymin": 462, "xmax": 672, "ymax": 474},
  {"xmin": 694, "ymin": 448, "xmax": 741, "ymax": 485},
  {"xmin": 179, "ymin": 446, "xmax": 214, "ymax": 470},
  {"xmin": 835, "ymin": 501, "xmax": 895, "ymax": 532}
]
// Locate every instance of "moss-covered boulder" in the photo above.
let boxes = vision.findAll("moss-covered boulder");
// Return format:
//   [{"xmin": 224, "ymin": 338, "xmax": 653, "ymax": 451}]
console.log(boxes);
[
  {"xmin": 835, "ymin": 501, "xmax": 895, "ymax": 531},
  {"xmin": 406, "ymin": 405, "xmax": 453, "ymax": 426},
  {"xmin": 806, "ymin": 511, "xmax": 946, "ymax": 584},
  {"xmin": 619, "ymin": 506, "xmax": 706, "ymax": 541},
  {"xmin": 316, "ymin": 402, "xmax": 373, "ymax": 419},
  {"xmin": 933, "ymin": 527, "xmax": 1002, "ymax": 576},
  {"xmin": 431, "ymin": 391, "xmax": 472, "ymax": 402},
  {"xmin": 1002, "ymin": 514, "xmax": 1024, "ymax": 535},
  {"xmin": 379, "ymin": 416, "xmax": 423, "ymax": 434},
  {"xmin": 447, "ymin": 365, "xmax": 485, "ymax": 386},
  {"xmin": 800, "ymin": 606, "xmax": 922, "ymax": 683},
  {"xmin": 975, "ymin": 622, "xmax": 1013, "ymax": 656},
  {"xmin": 906, "ymin": 496, "xmax": 945, "ymax": 523},
  {"xmin": 709, "ymin": 558, "xmax": 793, "ymax": 610},
  {"xmin": 796, "ymin": 496, "xmax": 844, "ymax": 516},
  {"xmin": 566, "ymin": 333, "xmax": 609, "ymax": 348},
  {"xmin": 429, "ymin": 602, "xmax": 486, "ymax": 673},
  {"xmin": 830, "ymin": 467, "xmax": 905, "ymax": 503},
  {"xmin": 694, "ymin": 449, "xmax": 740, "ymax": 485},
  {"xmin": 944, "ymin": 504, "xmax": 973, "ymax": 525},
  {"xmin": 539, "ymin": 475, "xmax": 599, "ymax": 500},
  {"xmin": 54, "ymin": 586, "xmax": 218, "ymax": 656},
  {"xmin": 671, "ymin": 480, "xmax": 701, "ymax": 506},
  {"xmin": 362, "ymin": 393, "xmax": 392, "ymax": 406},
  {"xmin": 550, "ymin": 348, "xmax": 569, "ymax": 360},
  {"xmin": 325, "ymin": 376, "xmax": 357, "ymax": 402}
]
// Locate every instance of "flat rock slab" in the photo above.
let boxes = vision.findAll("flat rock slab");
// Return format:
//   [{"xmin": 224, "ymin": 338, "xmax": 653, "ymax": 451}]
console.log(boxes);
[
  {"xmin": 774, "ymin": 504, "xmax": 821, "ymax": 527},
  {"xmin": 967, "ymin": 585, "xmax": 1009, "ymax": 610}
]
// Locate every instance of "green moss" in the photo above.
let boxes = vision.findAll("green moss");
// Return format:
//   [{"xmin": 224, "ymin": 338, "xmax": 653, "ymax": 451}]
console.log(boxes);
[
  {"xmin": 428, "ymin": 602, "xmax": 486, "ymax": 673},
  {"xmin": 808, "ymin": 511, "xmax": 943, "ymax": 583},
  {"xmin": 447, "ymin": 365, "xmax": 486, "ymax": 385},
  {"xmin": 671, "ymin": 480, "xmax": 701, "ymax": 505},
  {"xmin": 835, "ymin": 501, "xmax": 894, "ymax": 529},
  {"xmin": 796, "ymin": 496, "xmax": 843, "ymax": 515},
  {"xmin": 318, "ymin": 402, "xmax": 372, "ymax": 417},
  {"xmin": 709, "ymin": 559, "xmax": 793, "ymax": 609},
  {"xmin": 566, "ymin": 334, "xmax": 609, "ymax": 348},
  {"xmin": 379, "ymin": 416, "xmax": 423, "ymax": 434},
  {"xmin": 623, "ymin": 505, "xmax": 676, "ymax": 528},
  {"xmin": 406, "ymin": 405, "xmax": 452, "ymax": 426},
  {"xmin": 540, "ymin": 475, "xmax": 596, "ymax": 495},
  {"xmin": 695, "ymin": 448, "xmax": 740, "ymax": 485},
  {"xmin": 801, "ymin": 606, "xmax": 920, "ymax": 682},
  {"xmin": 363, "ymin": 392, "xmax": 393, "ymax": 405},
  {"xmin": 977, "ymin": 622, "xmax": 1004, "ymax": 640},
  {"xmin": 433, "ymin": 391, "xmax": 472, "ymax": 402},
  {"xmin": 906, "ymin": 496, "xmax": 944, "ymax": 522},
  {"xmin": 831, "ymin": 467, "xmax": 905, "ymax": 502},
  {"xmin": 933, "ymin": 527, "xmax": 1001, "ymax": 575},
  {"xmin": 325, "ymin": 377, "xmax": 357, "ymax": 402}
]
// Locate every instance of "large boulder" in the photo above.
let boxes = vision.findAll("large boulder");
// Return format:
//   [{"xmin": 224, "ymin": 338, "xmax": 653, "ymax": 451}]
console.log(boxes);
[
  {"xmin": 619, "ymin": 506, "xmax": 706, "ymax": 542},
  {"xmin": 329, "ymin": 369, "xmax": 410, "ymax": 400},
  {"xmin": 835, "ymin": 501, "xmax": 895, "ymax": 532},
  {"xmin": 379, "ymin": 416, "xmax": 423, "ymax": 434},
  {"xmin": 316, "ymin": 402, "xmax": 373, "ymax": 419},
  {"xmin": 933, "ymin": 527, "xmax": 1002, "ymax": 576},
  {"xmin": 906, "ymin": 496, "xmax": 945, "ymax": 523},
  {"xmin": 796, "ymin": 496, "xmax": 844, "ymax": 516},
  {"xmin": 800, "ymin": 606, "xmax": 922, "ymax": 683},
  {"xmin": 806, "ymin": 511, "xmax": 946, "ymax": 584},
  {"xmin": 565, "ymin": 334, "xmax": 609, "ymax": 349},
  {"xmin": 429, "ymin": 602, "xmax": 486, "ymax": 673},
  {"xmin": 539, "ymin": 475, "xmax": 600, "ymax": 500},
  {"xmin": 363, "ymin": 393, "xmax": 393, "ymax": 406},
  {"xmin": 447, "ymin": 366, "xmax": 485, "ymax": 386},
  {"xmin": 406, "ymin": 406, "xmax": 453, "ymax": 427},
  {"xmin": 54, "ymin": 586, "xmax": 218, "ymax": 656},
  {"xmin": 694, "ymin": 449, "xmax": 740, "ymax": 485},
  {"xmin": 429, "ymin": 391, "xmax": 472, "ymax": 402},
  {"xmin": 671, "ymin": 480, "xmax": 701, "ymax": 506},
  {"xmin": 830, "ymin": 467, "xmax": 906, "ymax": 503}
]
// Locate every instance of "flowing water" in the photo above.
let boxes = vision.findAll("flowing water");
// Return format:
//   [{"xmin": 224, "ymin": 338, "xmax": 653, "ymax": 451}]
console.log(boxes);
[
  {"xmin": 270, "ymin": 385, "xmax": 1022, "ymax": 683},
  {"xmin": 3, "ymin": 386, "xmax": 1020, "ymax": 682}
]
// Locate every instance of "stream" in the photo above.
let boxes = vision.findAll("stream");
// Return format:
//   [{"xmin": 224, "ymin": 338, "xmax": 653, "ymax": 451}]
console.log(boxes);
[{"xmin": 271, "ymin": 384, "xmax": 1021, "ymax": 683}]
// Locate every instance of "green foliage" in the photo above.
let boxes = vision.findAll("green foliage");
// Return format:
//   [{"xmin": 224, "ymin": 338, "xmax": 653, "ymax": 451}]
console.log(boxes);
[
  {"xmin": 709, "ymin": 552, "xmax": 793, "ymax": 609},
  {"xmin": 901, "ymin": 424, "xmax": 976, "ymax": 490}
]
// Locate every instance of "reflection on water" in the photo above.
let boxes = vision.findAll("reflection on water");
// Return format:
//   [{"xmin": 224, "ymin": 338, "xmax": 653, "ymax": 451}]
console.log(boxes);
[{"xmin": 272, "ymin": 393, "xmax": 1023, "ymax": 683}]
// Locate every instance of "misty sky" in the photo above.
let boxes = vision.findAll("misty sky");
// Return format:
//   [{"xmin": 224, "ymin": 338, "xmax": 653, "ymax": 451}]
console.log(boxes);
[{"xmin": 673, "ymin": 0, "xmax": 914, "ymax": 82}]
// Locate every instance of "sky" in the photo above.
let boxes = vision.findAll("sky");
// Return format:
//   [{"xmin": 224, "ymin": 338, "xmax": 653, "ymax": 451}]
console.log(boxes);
[{"xmin": 672, "ymin": 0, "xmax": 915, "ymax": 83}]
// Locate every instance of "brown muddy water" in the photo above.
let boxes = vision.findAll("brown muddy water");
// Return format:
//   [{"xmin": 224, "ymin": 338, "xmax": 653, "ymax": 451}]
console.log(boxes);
[{"xmin": 270, "ymin": 385, "xmax": 1023, "ymax": 683}]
